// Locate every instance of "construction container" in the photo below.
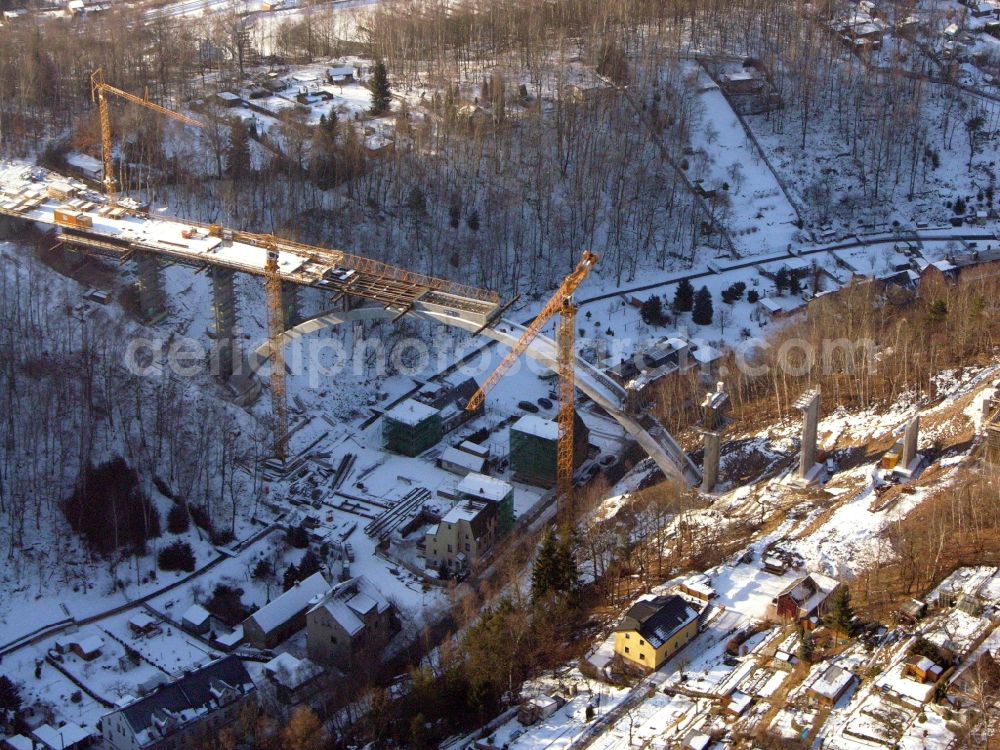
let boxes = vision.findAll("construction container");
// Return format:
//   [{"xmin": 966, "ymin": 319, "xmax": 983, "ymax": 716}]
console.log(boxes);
[
  {"xmin": 53, "ymin": 209, "xmax": 93, "ymax": 229},
  {"xmin": 382, "ymin": 399, "xmax": 442, "ymax": 456},
  {"xmin": 879, "ymin": 441, "xmax": 903, "ymax": 471},
  {"xmin": 47, "ymin": 182, "xmax": 76, "ymax": 201}
]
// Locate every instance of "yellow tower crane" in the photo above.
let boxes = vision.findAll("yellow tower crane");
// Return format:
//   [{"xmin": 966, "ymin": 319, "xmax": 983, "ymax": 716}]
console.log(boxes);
[
  {"xmin": 90, "ymin": 69, "xmax": 205, "ymax": 199},
  {"xmin": 466, "ymin": 250, "xmax": 598, "ymax": 515},
  {"xmin": 264, "ymin": 241, "xmax": 289, "ymax": 461}
]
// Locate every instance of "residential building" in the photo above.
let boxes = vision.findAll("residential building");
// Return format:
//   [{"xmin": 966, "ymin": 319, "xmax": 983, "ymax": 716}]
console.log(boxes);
[
  {"xmin": 454, "ymin": 472, "xmax": 514, "ymax": 536},
  {"xmin": 807, "ymin": 664, "xmax": 856, "ymax": 706},
  {"xmin": 767, "ymin": 573, "xmax": 841, "ymax": 625},
  {"xmin": 305, "ymin": 576, "xmax": 398, "ymax": 669},
  {"xmin": 422, "ymin": 498, "xmax": 500, "ymax": 575},
  {"xmin": 180, "ymin": 605, "xmax": 211, "ymax": 636},
  {"xmin": 412, "ymin": 377, "xmax": 482, "ymax": 433},
  {"xmin": 128, "ymin": 613, "xmax": 158, "ymax": 637},
  {"xmin": 100, "ymin": 656, "xmax": 256, "ymax": 750},
  {"xmin": 31, "ymin": 723, "xmax": 93, "ymax": 750},
  {"xmin": 903, "ymin": 655, "xmax": 944, "ymax": 684},
  {"xmin": 54, "ymin": 633, "xmax": 104, "ymax": 661},
  {"xmin": 262, "ymin": 653, "xmax": 324, "ymax": 706},
  {"xmin": 613, "ymin": 594, "xmax": 700, "ymax": 670},
  {"xmin": 242, "ymin": 572, "xmax": 330, "ymax": 649}
]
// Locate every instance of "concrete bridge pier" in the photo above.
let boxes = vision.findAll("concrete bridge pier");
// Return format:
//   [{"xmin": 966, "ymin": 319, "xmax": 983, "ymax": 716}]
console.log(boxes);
[
  {"xmin": 281, "ymin": 281, "xmax": 301, "ymax": 327},
  {"xmin": 699, "ymin": 382, "xmax": 730, "ymax": 494},
  {"xmin": 134, "ymin": 252, "xmax": 167, "ymax": 322},
  {"xmin": 793, "ymin": 388, "xmax": 822, "ymax": 484},
  {"xmin": 0, "ymin": 214, "xmax": 31, "ymax": 240},
  {"xmin": 211, "ymin": 267, "xmax": 239, "ymax": 379}
]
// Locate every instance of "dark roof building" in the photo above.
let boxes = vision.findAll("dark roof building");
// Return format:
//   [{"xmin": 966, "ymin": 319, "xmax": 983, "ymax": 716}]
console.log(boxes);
[
  {"xmin": 613, "ymin": 594, "xmax": 700, "ymax": 669},
  {"xmin": 101, "ymin": 656, "xmax": 256, "ymax": 750},
  {"xmin": 616, "ymin": 595, "xmax": 697, "ymax": 648}
]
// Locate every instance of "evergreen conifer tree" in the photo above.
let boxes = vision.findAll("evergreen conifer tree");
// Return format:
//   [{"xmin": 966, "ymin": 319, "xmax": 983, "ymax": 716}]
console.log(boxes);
[
  {"xmin": 531, "ymin": 529, "xmax": 561, "ymax": 602},
  {"xmin": 369, "ymin": 60, "xmax": 392, "ymax": 115},
  {"xmin": 225, "ymin": 120, "xmax": 252, "ymax": 182},
  {"xmin": 825, "ymin": 586, "xmax": 855, "ymax": 641},
  {"xmin": 673, "ymin": 278, "xmax": 694, "ymax": 312},
  {"xmin": 692, "ymin": 286, "xmax": 714, "ymax": 325}
]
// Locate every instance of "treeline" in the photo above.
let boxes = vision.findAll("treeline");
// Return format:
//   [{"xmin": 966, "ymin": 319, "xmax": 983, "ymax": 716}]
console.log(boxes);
[
  {"xmin": 857, "ymin": 465, "xmax": 1000, "ymax": 620},
  {"xmin": 654, "ymin": 269, "xmax": 1000, "ymax": 433}
]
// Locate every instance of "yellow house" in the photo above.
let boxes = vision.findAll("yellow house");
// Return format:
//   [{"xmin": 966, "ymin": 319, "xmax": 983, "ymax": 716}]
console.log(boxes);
[{"xmin": 613, "ymin": 594, "xmax": 700, "ymax": 670}]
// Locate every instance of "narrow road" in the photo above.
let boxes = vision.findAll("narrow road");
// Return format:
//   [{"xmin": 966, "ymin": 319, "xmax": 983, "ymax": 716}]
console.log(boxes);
[{"xmin": 0, "ymin": 523, "xmax": 280, "ymax": 658}]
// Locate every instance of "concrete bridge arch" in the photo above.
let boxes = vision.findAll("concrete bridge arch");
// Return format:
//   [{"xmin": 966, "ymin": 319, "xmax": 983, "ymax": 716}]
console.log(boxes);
[{"xmin": 250, "ymin": 306, "xmax": 700, "ymax": 485}]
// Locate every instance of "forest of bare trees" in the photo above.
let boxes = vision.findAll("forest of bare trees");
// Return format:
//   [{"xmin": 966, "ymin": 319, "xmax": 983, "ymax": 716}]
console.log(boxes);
[
  {"xmin": 2, "ymin": 0, "xmax": 987, "ymax": 300},
  {"xmin": 0, "ymin": 237, "xmax": 270, "ymax": 586}
]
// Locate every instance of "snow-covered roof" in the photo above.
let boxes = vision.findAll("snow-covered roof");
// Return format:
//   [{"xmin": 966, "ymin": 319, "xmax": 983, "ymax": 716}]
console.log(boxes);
[
  {"xmin": 728, "ymin": 690, "xmax": 752, "ymax": 715},
  {"xmin": 759, "ymin": 295, "xmax": 805, "ymax": 315},
  {"xmin": 182, "ymin": 604, "xmax": 210, "ymax": 627},
  {"xmin": 216, "ymin": 91, "xmax": 241, "ymax": 102},
  {"xmin": 915, "ymin": 656, "xmax": 935, "ymax": 672},
  {"xmin": 214, "ymin": 626, "xmax": 243, "ymax": 648},
  {"xmin": 384, "ymin": 398, "xmax": 439, "ymax": 426},
  {"xmin": 76, "ymin": 634, "xmax": 104, "ymax": 654},
  {"xmin": 263, "ymin": 652, "xmax": 323, "ymax": 690},
  {"xmin": 809, "ymin": 664, "xmax": 854, "ymax": 700},
  {"xmin": 439, "ymin": 445, "xmax": 487, "ymax": 473},
  {"xmin": 130, "ymin": 613, "xmax": 156, "ymax": 630},
  {"xmin": 309, "ymin": 576, "xmax": 391, "ymax": 637},
  {"xmin": 32, "ymin": 722, "xmax": 92, "ymax": 750},
  {"xmin": 65, "ymin": 152, "xmax": 102, "ymax": 174},
  {"xmin": 511, "ymin": 414, "xmax": 558, "ymax": 441},
  {"xmin": 441, "ymin": 499, "xmax": 490, "ymax": 525},
  {"xmin": 455, "ymin": 472, "xmax": 512, "ymax": 502},
  {"xmin": 691, "ymin": 344, "xmax": 723, "ymax": 364},
  {"xmin": 246, "ymin": 572, "xmax": 330, "ymax": 635},
  {"xmin": 5, "ymin": 735, "xmax": 34, "ymax": 750},
  {"xmin": 528, "ymin": 694, "xmax": 558, "ymax": 710},
  {"xmin": 459, "ymin": 440, "xmax": 489, "ymax": 457}
]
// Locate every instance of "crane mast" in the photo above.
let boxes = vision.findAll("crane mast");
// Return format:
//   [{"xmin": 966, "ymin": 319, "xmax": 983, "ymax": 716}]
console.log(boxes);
[
  {"xmin": 90, "ymin": 69, "xmax": 206, "ymax": 199},
  {"xmin": 264, "ymin": 244, "xmax": 289, "ymax": 461},
  {"xmin": 466, "ymin": 250, "xmax": 598, "ymax": 515}
]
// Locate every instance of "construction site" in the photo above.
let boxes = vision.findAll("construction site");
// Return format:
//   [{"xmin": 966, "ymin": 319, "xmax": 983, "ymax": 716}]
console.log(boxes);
[{"xmin": 3, "ymin": 21, "xmax": 1000, "ymax": 747}]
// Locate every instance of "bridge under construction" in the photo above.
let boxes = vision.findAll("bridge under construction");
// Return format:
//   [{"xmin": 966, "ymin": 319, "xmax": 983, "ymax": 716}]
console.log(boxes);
[{"xmin": 0, "ymin": 162, "xmax": 700, "ymax": 486}]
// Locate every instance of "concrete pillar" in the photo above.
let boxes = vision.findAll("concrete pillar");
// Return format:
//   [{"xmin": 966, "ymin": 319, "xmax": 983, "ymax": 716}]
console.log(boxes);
[
  {"xmin": 702, "ymin": 381, "xmax": 728, "ymax": 430},
  {"xmin": 984, "ymin": 387, "xmax": 999, "ymax": 423},
  {"xmin": 699, "ymin": 382, "xmax": 729, "ymax": 493},
  {"xmin": 793, "ymin": 388, "xmax": 821, "ymax": 480},
  {"xmin": 901, "ymin": 414, "xmax": 920, "ymax": 469},
  {"xmin": 701, "ymin": 430, "xmax": 721, "ymax": 493},
  {"xmin": 0, "ymin": 214, "xmax": 29, "ymax": 240},
  {"xmin": 134, "ymin": 252, "xmax": 166, "ymax": 322},
  {"xmin": 624, "ymin": 384, "xmax": 645, "ymax": 416},
  {"xmin": 281, "ymin": 281, "xmax": 301, "ymax": 327},
  {"xmin": 211, "ymin": 267, "xmax": 239, "ymax": 379}
]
